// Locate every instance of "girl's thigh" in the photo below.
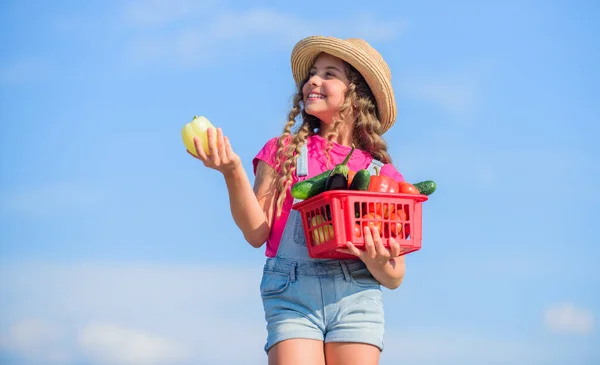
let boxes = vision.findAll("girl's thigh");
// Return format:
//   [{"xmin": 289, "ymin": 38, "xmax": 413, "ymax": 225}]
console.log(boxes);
[
  {"xmin": 268, "ymin": 338, "xmax": 325, "ymax": 365},
  {"xmin": 324, "ymin": 342, "xmax": 381, "ymax": 365}
]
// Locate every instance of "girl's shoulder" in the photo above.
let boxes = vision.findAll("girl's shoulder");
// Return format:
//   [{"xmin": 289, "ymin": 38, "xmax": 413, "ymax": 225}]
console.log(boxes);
[
  {"xmin": 252, "ymin": 135, "xmax": 299, "ymax": 175},
  {"xmin": 253, "ymin": 136, "xmax": 281, "ymax": 175}
]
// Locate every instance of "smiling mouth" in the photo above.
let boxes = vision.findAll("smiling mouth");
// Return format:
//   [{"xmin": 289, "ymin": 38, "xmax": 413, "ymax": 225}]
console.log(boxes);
[{"xmin": 307, "ymin": 93, "xmax": 326, "ymax": 99}]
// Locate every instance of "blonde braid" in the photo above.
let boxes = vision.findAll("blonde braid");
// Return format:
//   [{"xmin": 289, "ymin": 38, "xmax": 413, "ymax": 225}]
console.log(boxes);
[
  {"xmin": 273, "ymin": 91, "xmax": 314, "ymax": 218},
  {"xmin": 343, "ymin": 63, "xmax": 393, "ymax": 164}
]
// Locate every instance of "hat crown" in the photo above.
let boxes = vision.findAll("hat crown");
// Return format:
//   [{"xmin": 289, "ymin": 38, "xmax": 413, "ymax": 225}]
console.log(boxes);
[{"xmin": 345, "ymin": 38, "xmax": 392, "ymax": 81}]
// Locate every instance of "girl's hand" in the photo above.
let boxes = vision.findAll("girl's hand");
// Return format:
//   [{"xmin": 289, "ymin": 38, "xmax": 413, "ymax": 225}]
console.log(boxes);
[
  {"xmin": 337, "ymin": 226, "xmax": 402, "ymax": 268},
  {"xmin": 187, "ymin": 128, "xmax": 241, "ymax": 176}
]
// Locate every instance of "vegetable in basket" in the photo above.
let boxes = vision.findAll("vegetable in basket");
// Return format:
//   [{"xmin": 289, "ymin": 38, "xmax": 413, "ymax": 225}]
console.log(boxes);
[
  {"xmin": 348, "ymin": 169, "xmax": 370, "ymax": 191},
  {"xmin": 325, "ymin": 146, "xmax": 355, "ymax": 191},
  {"xmin": 311, "ymin": 214, "xmax": 334, "ymax": 246},
  {"xmin": 368, "ymin": 166, "xmax": 398, "ymax": 193},
  {"xmin": 413, "ymin": 180, "xmax": 436, "ymax": 196},
  {"xmin": 290, "ymin": 170, "xmax": 331, "ymax": 200},
  {"xmin": 398, "ymin": 181, "xmax": 420, "ymax": 195}
]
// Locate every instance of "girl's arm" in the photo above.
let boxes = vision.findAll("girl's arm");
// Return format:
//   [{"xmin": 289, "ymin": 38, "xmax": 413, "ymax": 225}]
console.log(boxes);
[
  {"xmin": 191, "ymin": 128, "xmax": 278, "ymax": 248},
  {"xmin": 223, "ymin": 160, "xmax": 278, "ymax": 247}
]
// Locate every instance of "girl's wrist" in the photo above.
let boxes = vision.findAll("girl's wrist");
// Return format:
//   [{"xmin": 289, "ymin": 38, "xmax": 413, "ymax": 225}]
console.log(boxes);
[
  {"xmin": 222, "ymin": 161, "xmax": 244, "ymax": 180},
  {"xmin": 365, "ymin": 258, "xmax": 392, "ymax": 274},
  {"xmin": 365, "ymin": 256, "xmax": 405, "ymax": 288}
]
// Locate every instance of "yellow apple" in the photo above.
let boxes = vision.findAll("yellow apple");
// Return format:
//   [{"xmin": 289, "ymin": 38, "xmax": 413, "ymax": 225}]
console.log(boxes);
[{"xmin": 181, "ymin": 116, "xmax": 217, "ymax": 156}]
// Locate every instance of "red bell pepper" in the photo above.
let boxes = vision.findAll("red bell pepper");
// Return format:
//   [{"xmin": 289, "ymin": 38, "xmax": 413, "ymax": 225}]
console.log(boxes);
[{"xmin": 368, "ymin": 166, "xmax": 399, "ymax": 193}]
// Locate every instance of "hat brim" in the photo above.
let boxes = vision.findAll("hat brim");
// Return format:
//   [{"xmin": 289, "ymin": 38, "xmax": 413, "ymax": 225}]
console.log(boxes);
[{"xmin": 291, "ymin": 36, "xmax": 396, "ymax": 134}]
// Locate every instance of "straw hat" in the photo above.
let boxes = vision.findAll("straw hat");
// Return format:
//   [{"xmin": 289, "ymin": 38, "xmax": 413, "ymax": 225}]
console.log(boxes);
[{"xmin": 291, "ymin": 35, "xmax": 397, "ymax": 134}]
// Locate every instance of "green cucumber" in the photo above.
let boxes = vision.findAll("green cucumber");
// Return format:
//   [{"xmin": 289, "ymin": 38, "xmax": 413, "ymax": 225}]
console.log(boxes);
[
  {"xmin": 413, "ymin": 180, "xmax": 436, "ymax": 196},
  {"xmin": 349, "ymin": 169, "xmax": 371, "ymax": 191},
  {"xmin": 290, "ymin": 170, "xmax": 331, "ymax": 200}
]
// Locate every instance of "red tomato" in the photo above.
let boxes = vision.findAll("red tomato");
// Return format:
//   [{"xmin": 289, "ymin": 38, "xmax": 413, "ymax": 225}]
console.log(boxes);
[
  {"xmin": 386, "ymin": 211, "xmax": 406, "ymax": 238},
  {"xmin": 402, "ymin": 205, "xmax": 412, "ymax": 238},
  {"xmin": 398, "ymin": 182, "xmax": 420, "ymax": 195},
  {"xmin": 367, "ymin": 202, "xmax": 396, "ymax": 219},
  {"xmin": 361, "ymin": 213, "xmax": 382, "ymax": 233},
  {"xmin": 354, "ymin": 222, "xmax": 362, "ymax": 237}
]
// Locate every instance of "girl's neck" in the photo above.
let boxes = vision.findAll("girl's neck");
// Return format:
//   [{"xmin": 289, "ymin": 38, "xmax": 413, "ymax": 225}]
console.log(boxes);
[{"xmin": 319, "ymin": 122, "xmax": 354, "ymax": 147}]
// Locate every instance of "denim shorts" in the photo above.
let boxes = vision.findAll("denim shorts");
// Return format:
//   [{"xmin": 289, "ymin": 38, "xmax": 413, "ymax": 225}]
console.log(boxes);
[{"xmin": 260, "ymin": 257, "xmax": 385, "ymax": 353}]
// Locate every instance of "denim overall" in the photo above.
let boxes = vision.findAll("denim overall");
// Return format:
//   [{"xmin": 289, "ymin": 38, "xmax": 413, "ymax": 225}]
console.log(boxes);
[{"xmin": 260, "ymin": 144, "xmax": 386, "ymax": 353}]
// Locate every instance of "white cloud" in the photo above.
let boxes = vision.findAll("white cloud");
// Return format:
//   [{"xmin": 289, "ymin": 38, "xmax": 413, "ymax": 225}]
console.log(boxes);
[
  {"xmin": 1, "ymin": 182, "xmax": 103, "ymax": 217},
  {"xmin": 124, "ymin": 7, "xmax": 406, "ymax": 67},
  {"xmin": 0, "ymin": 319, "xmax": 72, "ymax": 364},
  {"xmin": 78, "ymin": 322, "xmax": 189, "ymax": 365},
  {"xmin": 544, "ymin": 302, "xmax": 595, "ymax": 335}
]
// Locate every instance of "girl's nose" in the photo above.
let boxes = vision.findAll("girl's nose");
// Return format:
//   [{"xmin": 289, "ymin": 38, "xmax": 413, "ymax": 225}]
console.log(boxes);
[{"xmin": 307, "ymin": 74, "xmax": 321, "ymax": 87}]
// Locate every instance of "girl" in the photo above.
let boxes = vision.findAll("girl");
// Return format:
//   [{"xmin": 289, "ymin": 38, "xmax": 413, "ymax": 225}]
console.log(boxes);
[{"xmin": 190, "ymin": 36, "xmax": 406, "ymax": 365}]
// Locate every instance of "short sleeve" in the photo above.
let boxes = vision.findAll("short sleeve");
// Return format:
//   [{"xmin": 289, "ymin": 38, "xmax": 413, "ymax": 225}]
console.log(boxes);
[
  {"xmin": 380, "ymin": 163, "xmax": 405, "ymax": 183},
  {"xmin": 253, "ymin": 137, "xmax": 280, "ymax": 176}
]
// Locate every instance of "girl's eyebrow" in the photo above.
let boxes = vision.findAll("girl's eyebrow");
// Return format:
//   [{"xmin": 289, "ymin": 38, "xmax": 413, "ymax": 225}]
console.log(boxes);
[{"xmin": 310, "ymin": 65, "xmax": 343, "ymax": 73}]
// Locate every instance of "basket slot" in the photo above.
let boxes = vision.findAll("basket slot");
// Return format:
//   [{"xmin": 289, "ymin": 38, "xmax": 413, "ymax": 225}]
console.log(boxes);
[
  {"xmin": 320, "ymin": 205, "xmax": 332, "ymax": 222},
  {"xmin": 304, "ymin": 210, "xmax": 316, "ymax": 246},
  {"xmin": 306, "ymin": 204, "xmax": 334, "ymax": 247},
  {"xmin": 400, "ymin": 203, "xmax": 409, "ymax": 240}
]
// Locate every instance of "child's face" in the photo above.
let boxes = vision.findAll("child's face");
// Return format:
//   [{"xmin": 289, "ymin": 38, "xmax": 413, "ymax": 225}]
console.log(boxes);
[{"xmin": 302, "ymin": 53, "xmax": 351, "ymax": 125}]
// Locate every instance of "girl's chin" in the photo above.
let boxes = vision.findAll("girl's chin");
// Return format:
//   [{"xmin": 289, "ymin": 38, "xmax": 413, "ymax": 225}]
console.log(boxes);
[
  {"xmin": 306, "ymin": 112, "xmax": 333, "ymax": 125},
  {"xmin": 305, "ymin": 108, "xmax": 328, "ymax": 119}
]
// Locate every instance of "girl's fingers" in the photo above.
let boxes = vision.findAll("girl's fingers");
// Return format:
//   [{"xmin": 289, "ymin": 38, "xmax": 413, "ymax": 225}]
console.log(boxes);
[
  {"xmin": 363, "ymin": 226, "xmax": 376, "ymax": 259},
  {"xmin": 186, "ymin": 150, "xmax": 201, "ymax": 160},
  {"xmin": 372, "ymin": 227, "xmax": 388, "ymax": 256},
  {"xmin": 193, "ymin": 137, "xmax": 208, "ymax": 161},
  {"xmin": 207, "ymin": 128, "xmax": 219, "ymax": 163},
  {"xmin": 224, "ymin": 136, "xmax": 234, "ymax": 160},
  {"xmin": 216, "ymin": 128, "xmax": 226, "ymax": 160},
  {"xmin": 389, "ymin": 237, "xmax": 401, "ymax": 257},
  {"xmin": 337, "ymin": 241, "xmax": 362, "ymax": 257}
]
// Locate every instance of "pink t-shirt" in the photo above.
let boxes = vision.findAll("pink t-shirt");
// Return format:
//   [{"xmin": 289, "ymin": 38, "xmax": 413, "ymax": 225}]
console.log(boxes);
[{"xmin": 252, "ymin": 134, "xmax": 405, "ymax": 257}]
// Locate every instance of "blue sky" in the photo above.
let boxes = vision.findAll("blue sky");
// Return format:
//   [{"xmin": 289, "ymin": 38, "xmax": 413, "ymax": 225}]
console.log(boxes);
[{"xmin": 1, "ymin": 0, "xmax": 599, "ymax": 364}]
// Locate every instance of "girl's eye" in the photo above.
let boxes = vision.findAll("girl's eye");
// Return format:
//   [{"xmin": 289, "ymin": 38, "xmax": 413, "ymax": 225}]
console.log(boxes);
[{"xmin": 326, "ymin": 72, "xmax": 335, "ymax": 77}]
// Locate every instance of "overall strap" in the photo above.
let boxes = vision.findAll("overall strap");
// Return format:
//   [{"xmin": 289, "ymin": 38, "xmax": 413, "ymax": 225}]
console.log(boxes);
[
  {"xmin": 292, "ymin": 143, "xmax": 309, "ymax": 205},
  {"xmin": 366, "ymin": 158, "xmax": 384, "ymax": 176},
  {"xmin": 296, "ymin": 144, "xmax": 309, "ymax": 178}
]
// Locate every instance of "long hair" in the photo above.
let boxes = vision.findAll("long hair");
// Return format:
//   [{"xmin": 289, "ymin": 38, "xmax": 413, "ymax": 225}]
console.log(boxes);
[{"xmin": 273, "ymin": 56, "xmax": 392, "ymax": 217}]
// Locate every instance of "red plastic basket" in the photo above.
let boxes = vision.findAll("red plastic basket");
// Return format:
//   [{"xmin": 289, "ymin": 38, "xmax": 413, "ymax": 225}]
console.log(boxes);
[{"xmin": 292, "ymin": 190, "xmax": 428, "ymax": 259}]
